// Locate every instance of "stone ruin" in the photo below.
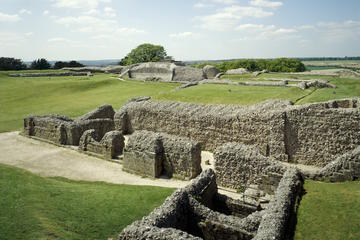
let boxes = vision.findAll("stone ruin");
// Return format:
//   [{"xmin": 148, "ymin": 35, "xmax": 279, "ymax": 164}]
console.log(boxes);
[
  {"xmin": 9, "ymin": 72, "xmax": 92, "ymax": 77},
  {"xmin": 123, "ymin": 130, "xmax": 201, "ymax": 180},
  {"xmin": 23, "ymin": 104, "xmax": 115, "ymax": 146},
  {"xmin": 115, "ymin": 97, "xmax": 360, "ymax": 168},
  {"xmin": 118, "ymin": 62, "xmax": 219, "ymax": 82},
  {"xmin": 119, "ymin": 168, "xmax": 304, "ymax": 240},
  {"xmin": 79, "ymin": 129, "xmax": 125, "ymax": 160}
]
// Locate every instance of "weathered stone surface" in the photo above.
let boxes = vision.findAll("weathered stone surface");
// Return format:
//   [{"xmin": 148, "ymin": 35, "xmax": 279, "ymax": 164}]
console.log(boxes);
[
  {"xmin": 173, "ymin": 66, "xmax": 205, "ymax": 82},
  {"xmin": 103, "ymin": 65, "xmax": 125, "ymax": 74},
  {"xmin": 77, "ymin": 104, "xmax": 115, "ymax": 121},
  {"xmin": 123, "ymin": 130, "xmax": 163, "ymax": 178},
  {"xmin": 225, "ymin": 68, "xmax": 249, "ymax": 75},
  {"xmin": 202, "ymin": 65, "xmax": 220, "ymax": 79},
  {"xmin": 123, "ymin": 130, "xmax": 202, "ymax": 180},
  {"xmin": 129, "ymin": 62, "xmax": 175, "ymax": 81},
  {"xmin": 115, "ymin": 97, "xmax": 360, "ymax": 167},
  {"xmin": 24, "ymin": 105, "xmax": 115, "ymax": 146},
  {"xmin": 62, "ymin": 66, "xmax": 105, "ymax": 72},
  {"xmin": 214, "ymin": 143, "xmax": 286, "ymax": 192},
  {"xmin": 79, "ymin": 129, "xmax": 124, "ymax": 159},
  {"xmin": 315, "ymin": 146, "xmax": 360, "ymax": 182},
  {"xmin": 254, "ymin": 169, "xmax": 304, "ymax": 240},
  {"xmin": 119, "ymin": 169, "xmax": 304, "ymax": 240}
]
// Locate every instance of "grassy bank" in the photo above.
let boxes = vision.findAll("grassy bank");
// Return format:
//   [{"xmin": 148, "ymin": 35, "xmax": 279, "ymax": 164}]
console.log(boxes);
[
  {"xmin": 295, "ymin": 180, "xmax": 360, "ymax": 240},
  {"xmin": 1, "ymin": 70, "xmax": 359, "ymax": 132},
  {"xmin": 0, "ymin": 164, "xmax": 173, "ymax": 240}
]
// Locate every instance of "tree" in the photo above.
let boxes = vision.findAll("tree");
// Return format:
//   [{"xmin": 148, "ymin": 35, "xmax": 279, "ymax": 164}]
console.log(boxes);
[
  {"xmin": 54, "ymin": 60, "xmax": 84, "ymax": 69},
  {"xmin": 30, "ymin": 58, "xmax": 51, "ymax": 70},
  {"xmin": 120, "ymin": 43, "xmax": 168, "ymax": 65},
  {"xmin": 0, "ymin": 57, "xmax": 27, "ymax": 70}
]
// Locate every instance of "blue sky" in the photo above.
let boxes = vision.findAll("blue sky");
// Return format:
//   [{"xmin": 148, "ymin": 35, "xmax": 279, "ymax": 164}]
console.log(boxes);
[{"xmin": 0, "ymin": 0, "xmax": 359, "ymax": 61}]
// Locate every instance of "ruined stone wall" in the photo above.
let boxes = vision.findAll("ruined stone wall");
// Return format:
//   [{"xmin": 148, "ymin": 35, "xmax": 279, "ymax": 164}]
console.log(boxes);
[
  {"xmin": 123, "ymin": 130, "xmax": 202, "ymax": 180},
  {"xmin": 254, "ymin": 169, "xmax": 304, "ymax": 240},
  {"xmin": 315, "ymin": 146, "xmax": 360, "ymax": 182},
  {"xmin": 115, "ymin": 99, "xmax": 290, "ymax": 160},
  {"xmin": 24, "ymin": 105, "xmax": 115, "ymax": 146},
  {"xmin": 115, "ymin": 98, "xmax": 360, "ymax": 167},
  {"xmin": 119, "ymin": 169, "xmax": 304, "ymax": 240},
  {"xmin": 79, "ymin": 129, "xmax": 124, "ymax": 159},
  {"xmin": 77, "ymin": 104, "xmax": 115, "ymax": 121},
  {"xmin": 9, "ymin": 72, "xmax": 90, "ymax": 77},
  {"xmin": 214, "ymin": 143, "xmax": 286, "ymax": 193},
  {"xmin": 285, "ymin": 102, "xmax": 360, "ymax": 166},
  {"xmin": 129, "ymin": 62, "xmax": 174, "ymax": 81}
]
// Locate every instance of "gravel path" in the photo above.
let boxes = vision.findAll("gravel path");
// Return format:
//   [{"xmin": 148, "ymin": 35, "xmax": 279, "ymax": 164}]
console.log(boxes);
[{"xmin": 0, "ymin": 132, "xmax": 188, "ymax": 189}]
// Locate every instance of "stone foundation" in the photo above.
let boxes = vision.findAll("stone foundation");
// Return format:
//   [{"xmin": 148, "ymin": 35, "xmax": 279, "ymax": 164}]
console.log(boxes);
[
  {"xmin": 123, "ymin": 130, "xmax": 202, "ymax": 180},
  {"xmin": 24, "ymin": 105, "xmax": 115, "ymax": 146},
  {"xmin": 115, "ymin": 97, "xmax": 360, "ymax": 167},
  {"xmin": 79, "ymin": 129, "xmax": 124, "ymax": 159},
  {"xmin": 119, "ymin": 168, "xmax": 304, "ymax": 240}
]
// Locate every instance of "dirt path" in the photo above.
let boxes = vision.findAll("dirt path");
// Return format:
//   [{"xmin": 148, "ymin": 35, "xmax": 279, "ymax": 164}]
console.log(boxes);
[{"xmin": 0, "ymin": 132, "xmax": 188, "ymax": 189}]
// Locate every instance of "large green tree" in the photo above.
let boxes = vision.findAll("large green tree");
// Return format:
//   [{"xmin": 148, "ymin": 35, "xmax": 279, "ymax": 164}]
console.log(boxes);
[
  {"xmin": 120, "ymin": 43, "xmax": 168, "ymax": 65},
  {"xmin": 30, "ymin": 58, "xmax": 51, "ymax": 70},
  {"xmin": 0, "ymin": 57, "xmax": 27, "ymax": 70}
]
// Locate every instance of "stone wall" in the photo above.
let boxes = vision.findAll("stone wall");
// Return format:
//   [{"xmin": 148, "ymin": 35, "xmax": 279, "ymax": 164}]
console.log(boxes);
[
  {"xmin": 79, "ymin": 129, "xmax": 124, "ymax": 159},
  {"xmin": 214, "ymin": 143, "xmax": 286, "ymax": 193},
  {"xmin": 119, "ymin": 169, "xmax": 304, "ymax": 240},
  {"xmin": 115, "ymin": 97, "xmax": 360, "ymax": 167},
  {"xmin": 123, "ymin": 130, "xmax": 202, "ymax": 180},
  {"xmin": 254, "ymin": 169, "xmax": 304, "ymax": 240},
  {"xmin": 123, "ymin": 131, "xmax": 164, "ymax": 178},
  {"xmin": 9, "ymin": 72, "xmax": 90, "ymax": 77},
  {"xmin": 314, "ymin": 146, "xmax": 360, "ymax": 182},
  {"xmin": 24, "ymin": 105, "xmax": 115, "ymax": 146},
  {"xmin": 77, "ymin": 104, "xmax": 115, "ymax": 121}
]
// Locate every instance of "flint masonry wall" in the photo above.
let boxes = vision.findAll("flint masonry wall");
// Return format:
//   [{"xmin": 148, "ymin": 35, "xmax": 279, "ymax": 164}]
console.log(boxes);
[
  {"xmin": 119, "ymin": 169, "xmax": 304, "ymax": 240},
  {"xmin": 214, "ymin": 143, "xmax": 286, "ymax": 193},
  {"xmin": 115, "ymin": 99, "xmax": 289, "ymax": 161},
  {"xmin": 24, "ymin": 104, "xmax": 115, "ymax": 146},
  {"xmin": 115, "ymin": 98, "xmax": 360, "ymax": 167},
  {"xmin": 123, "ymin": 130, "xmax": 202, "ymax": 180},
  {"xmin": 79, "ymin": 129, "xmax": 124, "ymax": 159}
]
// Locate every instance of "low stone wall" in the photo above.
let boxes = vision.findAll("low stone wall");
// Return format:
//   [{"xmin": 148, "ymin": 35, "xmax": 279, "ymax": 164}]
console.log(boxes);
[
  {"xmin": 24, "ymin": 105, "xmax": 115, "ymax": 146},
  {"xmin": 123, "ymin": 131, "xmax": 163, "ymax": 178},
  {"xmin": 79, "ymin": 129, "xmax": 124, "ymax": 159},
  {"xmin": 77, "ymin": 104, "xmax": 115, "ymax": 121},
  {"xmin": 115, "ymin": 97, "xmax": 360, "ymax": 167},
  {"xmin": 9, "ymin": 72, "xmax": 91, "ymax": 77},
  {"xmin": 123, "ymin": 130, "xmax": 202, "ymax": 180},
  {"xmin": 314, "ymin": 146, "xmax": 360, "ymax": 182},
  {"xmin": 254, "ymin": 169, "xmax": 304, "ymax": 240},
  {"xmin": 214, "ymin": 143, "xmax": 286, "ymax": 193},
  {"xmin": 119, "ymin": 169, "xmax": 304, "ymax": 240}
]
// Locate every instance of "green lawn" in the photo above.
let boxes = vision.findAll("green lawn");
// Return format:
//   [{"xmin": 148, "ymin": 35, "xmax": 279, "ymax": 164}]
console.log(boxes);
[
  {"xmin": 0, "ymin": 164, "xmax": 174, "ymax": 240},
  {"xmin": 1, "ymin": 70, "xmax": 359, "ymax": 132},
  {"xmin": 295, "ymin": 180, "xmax": 360, "ymax": 240}
]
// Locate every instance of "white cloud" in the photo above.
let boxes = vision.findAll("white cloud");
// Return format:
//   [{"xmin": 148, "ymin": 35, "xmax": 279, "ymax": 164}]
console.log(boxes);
[
  {"xmin": 169, "ymin": 32, "xmax": 199, "ymax": 39},
  {"xmin": 52, "ymin": 0, "xmax": 111, "ymax": 10},
  {"xmin": 48, "ymin": 37, "xmax": 74, "ymax": 43},
  {"xmin": 249, "ymin": 0, "xmax": 283, "ymax": 9},
  {"xmin": 0, "ymin": 12, "xmax": 21, "ymax": 22},
  {"xmin": 43, "ymin": 10, "xmax": 49, "ymax": 15},
  {"xmin": 19, "ymin": 9, "xmax": 32, "ymax": 15},
  {"xmin": 104, "ymin": 7, "xmax": 116, "ymax": 17},
  {"xmin": 196, "ymin": 5, "xmax": 273, "ymax": 30},
  {"xmin": 25, "ymin": 32, "xmax": 34, "ymax": 36},
  {"xmin": 0, "ymin": 32, "xmax": 25, "ymax": 46},
  {"xmin": 236, "ymin": 23, "xmax": 297, "ymax": 40}
]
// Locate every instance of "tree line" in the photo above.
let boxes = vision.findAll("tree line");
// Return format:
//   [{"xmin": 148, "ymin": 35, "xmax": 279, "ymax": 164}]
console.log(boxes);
[
  {"xmin": 0, "ymin": 57, "xmax": 84, "ymax": 71},
  {"xmin": 191, "ymin": 58, "xmax": 306, "ymax": 72}
]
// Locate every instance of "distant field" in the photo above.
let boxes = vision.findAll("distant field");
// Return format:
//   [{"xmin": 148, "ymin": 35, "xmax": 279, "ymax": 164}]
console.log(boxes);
[
  {"xmin": 302, "ymin": 60, "xmax": 360, "ymax": 70},
  {"xmin": 0, "ymin": 164, "xmax": 173, "ymax": 240},
  {"xmin": 1, "ymin": 70, "xmax": 359, "ymax": 132}
]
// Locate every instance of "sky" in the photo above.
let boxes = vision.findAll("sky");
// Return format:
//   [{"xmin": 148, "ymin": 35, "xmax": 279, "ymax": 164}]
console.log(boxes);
[{"xmin": 0, "ymin": 0, "xmax": 359, "ymax": 61}]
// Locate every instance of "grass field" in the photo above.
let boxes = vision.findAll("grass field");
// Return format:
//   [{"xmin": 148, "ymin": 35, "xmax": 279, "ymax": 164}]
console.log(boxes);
[
  {"xmin": 295, "ymin": 180, "xmax": 360, "ymax": 240},
  {"xmin": 1, "ymin": 70, "xmax": 359, "ymax": 132},
  {"xmin": 0, "ymin": 164, "xmax": 174, "ymax": 240}
]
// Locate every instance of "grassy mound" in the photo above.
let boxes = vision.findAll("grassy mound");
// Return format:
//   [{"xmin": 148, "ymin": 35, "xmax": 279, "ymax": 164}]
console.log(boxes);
[{"xmin": 0, "ymin": 164, "xmax": 173, "ymax": 240}]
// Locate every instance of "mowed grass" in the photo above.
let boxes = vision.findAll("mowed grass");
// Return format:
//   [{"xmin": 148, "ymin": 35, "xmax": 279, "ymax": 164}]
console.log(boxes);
[
  {"xmin": 0, "ymin": 164, "xmax": 174, "ymax": 240},
  {"xmin": 2, "ymin": 70, "xmax": 359, "ymax": 132},
  {"xmin": 295, "ymin": 180, "xmax": 360, "ymax": 240}
]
